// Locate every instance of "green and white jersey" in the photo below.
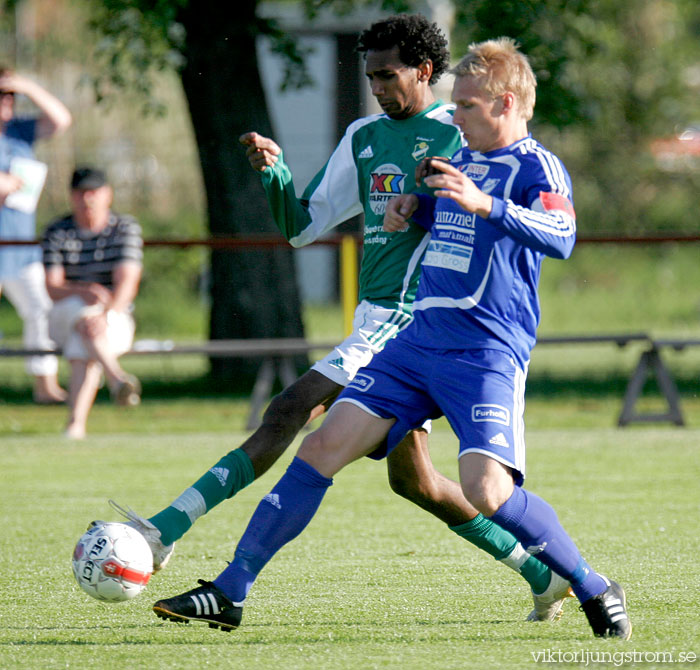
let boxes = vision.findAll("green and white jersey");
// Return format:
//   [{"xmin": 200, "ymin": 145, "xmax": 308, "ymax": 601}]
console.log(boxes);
[{"xmin": 260, "ymin": 101, "xmax": 464, "ymax": 313}]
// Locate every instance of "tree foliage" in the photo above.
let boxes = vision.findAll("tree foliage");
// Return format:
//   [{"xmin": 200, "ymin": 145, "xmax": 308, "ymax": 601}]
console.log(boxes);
[
  {"xmin": 85, "ymin": 0, "xmax": 313, "ymax": 386},
  {"xmin": 8, "ymin": 0, "xmax": 700, "ymax": 238},
  {"xmin": 454, "ymin": 0, "xmax": 700, "ymax": 233},
  {"xmin": 87, "ymin": 0, "xmax": 319, "ymax": 114}
]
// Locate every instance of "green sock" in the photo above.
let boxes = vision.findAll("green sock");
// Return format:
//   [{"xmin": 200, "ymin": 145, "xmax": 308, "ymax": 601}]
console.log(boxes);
[
  {"xmin": 449, "ymin": 513, "xmax": 551, "ymax": 593},
  {"xmin": 519, "ymin": 555, "xmax": 553, "ymax": 595},
  {"xmin": 149, "ymin": 448, "xmax": 256, "ymax": 546}
]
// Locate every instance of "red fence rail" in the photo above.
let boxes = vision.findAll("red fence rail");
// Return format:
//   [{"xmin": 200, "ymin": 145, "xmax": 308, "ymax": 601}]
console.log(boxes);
[{"xmin": 3, "ymin": 232, "xmax": 700, "ymax": 248}]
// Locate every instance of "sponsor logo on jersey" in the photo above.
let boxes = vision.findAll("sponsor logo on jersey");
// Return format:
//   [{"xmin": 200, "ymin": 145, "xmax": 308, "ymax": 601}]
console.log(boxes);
[
  {"xmin": 368, "ymin": 163, "xmax": 407, "ymax": 215},
  {"xmin": 347, "ymin": 372, "xmax": 375, "ymax": 392},
  {"xmin": 463, "ymin": 163, "xmax": 489, "ymax": 181},
  {"xmin": 328, "ymin": 357, "xmax": 344, "ymax": 369},
  {"xmin": 423, "ymin": 241, "xmax": 473, "ymax": 274},
  {"xmin": 488, "ymin": 432, "xmax": 510, "ymax": 448},
  {"xmin": 435, "ymin": 210, "xmax": 475, "ymax": 229},
  {"xmin": 359, "ymin": 145, "xmax": 374, "ymax": 158},
  {"xmin": 472, "ymin": 404, "xmax": 511, "ymax": 425},
  {"xmin": 412, "ymin": 141, "xmax": 430, "ymax": 161},
  {"xmin": 370, "ymin": 169, "xmax": 405, "ymax": 193},
  {"xmin": 481, "ymin": 178, "xmax": 500, "ymax": 195}
]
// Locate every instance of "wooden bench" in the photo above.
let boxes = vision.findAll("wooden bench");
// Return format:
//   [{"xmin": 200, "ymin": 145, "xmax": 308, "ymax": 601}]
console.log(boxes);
[
  {"xmin": 1, "ymin": 333, "xmax": 692, "ymax": 427},
  {"xmin": 537, "ymin": 333, "xmax": 649, "ymax": 347},
  {"xmin": 125, "ymin": 338, "xmax": 338, "ymax": 429},
  {"xmin": 619, "ymin": 337, "xmax": 700, "ymax": 426},
  {"xmin": 0, "ymin": 338, "xmax": 338, "ymax": 429},
  {"xmin": 535, "ymin": 334, "xmax": 693, "ymax": 426},
  {"xmin": 534, "ymin": 333, "xmax": 658, "ymax": 425}
]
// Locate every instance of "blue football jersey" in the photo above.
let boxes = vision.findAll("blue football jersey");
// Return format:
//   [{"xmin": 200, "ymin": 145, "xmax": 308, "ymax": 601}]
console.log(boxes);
[{"xmin": 404, "ymin": 135, "xmax": 576, "ymax": 367}]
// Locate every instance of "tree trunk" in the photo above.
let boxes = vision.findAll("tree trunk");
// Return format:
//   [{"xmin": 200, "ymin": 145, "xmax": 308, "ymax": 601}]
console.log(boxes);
[{"xmin": 177, "ymin": 0, "xmax": 307, "ymax": 390}]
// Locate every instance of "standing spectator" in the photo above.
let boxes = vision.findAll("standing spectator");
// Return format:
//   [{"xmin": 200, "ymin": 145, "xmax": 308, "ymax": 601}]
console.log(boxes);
[
  {"xmin": 0, "ymin": 67, "xmax": 72, "ymax": 403},
  {"xmin": 42, "ymin": 168, "xmax": 143, "ymax": 439}
]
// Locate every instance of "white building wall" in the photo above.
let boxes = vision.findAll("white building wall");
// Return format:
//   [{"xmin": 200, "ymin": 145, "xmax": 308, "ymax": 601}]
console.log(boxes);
[
  {"xmin": 257, "ymin": 1, "xmax": 455, "ymax": 303},
  {"xmin": 257, "ymin": 35, "xmax": 338, "ymax": 302}
]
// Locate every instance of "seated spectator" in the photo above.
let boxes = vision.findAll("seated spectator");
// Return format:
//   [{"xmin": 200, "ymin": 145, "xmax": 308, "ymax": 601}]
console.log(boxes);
[{"xmin": 41, "ymin": 167, "xmax": 143, "ymax": 439}]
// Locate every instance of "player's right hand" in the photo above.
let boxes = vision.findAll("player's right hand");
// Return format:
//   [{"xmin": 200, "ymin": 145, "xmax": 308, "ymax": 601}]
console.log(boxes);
[
  {"xmin": 239, "ymin": 132, "xmax": 281, "ymax": 172},
  {"xmin": 384, "ymin": 194, "xmax": 419, "ymax": 232}
]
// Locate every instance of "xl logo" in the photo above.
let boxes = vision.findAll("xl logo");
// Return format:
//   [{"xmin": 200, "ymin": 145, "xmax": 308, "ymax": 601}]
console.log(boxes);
[
  {"xmin": 370, "ymin": 172, "xmax": 405, "ymax": 194},
  {"xmin": 368, "ymin": 163, "xmax": 406, "ymax": 215},
  {"xmin": 472, "ymin": 404, "xmax": 510, "ymax": 426}
]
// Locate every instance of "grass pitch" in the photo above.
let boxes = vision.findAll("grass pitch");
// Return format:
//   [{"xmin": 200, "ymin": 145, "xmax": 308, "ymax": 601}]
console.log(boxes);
[{"xmin": 1, "ymin": 423, "xmax": 698, "ymax": 670}]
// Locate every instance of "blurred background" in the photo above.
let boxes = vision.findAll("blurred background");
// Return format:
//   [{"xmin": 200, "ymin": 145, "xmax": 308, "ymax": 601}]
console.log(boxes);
[{"xmin": 2, "ymin": 0, "xmax": 700, "ymax": 422}]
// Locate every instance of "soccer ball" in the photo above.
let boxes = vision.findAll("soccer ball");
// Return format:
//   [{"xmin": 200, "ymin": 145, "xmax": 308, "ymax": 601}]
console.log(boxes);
[{"xmin": 72, "ymin": 522, "xmax": 153, "ymax": 602}]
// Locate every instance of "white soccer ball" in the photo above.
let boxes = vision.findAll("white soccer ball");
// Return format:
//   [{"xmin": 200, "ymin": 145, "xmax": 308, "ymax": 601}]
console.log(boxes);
[{"xmin": 72, "ymin": 521, "xmax": 153, "ymax": 602}]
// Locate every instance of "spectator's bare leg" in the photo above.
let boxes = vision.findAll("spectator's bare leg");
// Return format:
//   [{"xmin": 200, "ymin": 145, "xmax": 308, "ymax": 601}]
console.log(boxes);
[
  {"xmin": 33, "ymin": 373, "xmax": 68, "ymax": 404},
  {"xmin": 76, "ymin": 323, "xmax": 129, "ymax": 392},
  {"xmin": 65, "ymin": 359, "xmax": 102, "ymax": 439}
]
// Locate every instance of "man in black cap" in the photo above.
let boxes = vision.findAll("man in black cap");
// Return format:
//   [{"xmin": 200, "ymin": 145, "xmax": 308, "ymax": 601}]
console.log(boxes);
[{"xmin": 41, "ymin": 167, "xmax": 143, "ymax": 439}]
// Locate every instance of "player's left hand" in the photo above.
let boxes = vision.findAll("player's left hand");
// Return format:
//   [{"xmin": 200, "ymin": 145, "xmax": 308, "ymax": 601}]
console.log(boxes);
[
  {"xmin": 384, "ymin": 193, "xmax": 418, "ymax": 232},
  {"xmin": 423, "ymin": 159, "xmax": 493, "ymax": 218}
]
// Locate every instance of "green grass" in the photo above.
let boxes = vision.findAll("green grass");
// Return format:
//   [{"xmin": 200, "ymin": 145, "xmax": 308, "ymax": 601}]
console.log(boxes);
[
  {"xmin": 2, "ymin": 242, "xmax": 700, "ymax": 666},
  {"xmin": 1, "ymin": 425, "xmax": 698, "ymax": 669}
]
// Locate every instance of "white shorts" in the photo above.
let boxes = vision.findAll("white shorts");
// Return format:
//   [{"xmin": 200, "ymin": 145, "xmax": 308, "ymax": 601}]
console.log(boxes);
[
  {"xmin": 49, "ymin": 296, "xmax": 135, "ymax": 361},
  {"xmin": 312, "ymin": 300, "xmax": 414, "ymax": 386},
  {"xmin": 313, "ymin": 301, "xmax": 430, "ymax": 433},
  {"xmin": 0, "ymin": 261, "xmax": 58, "ymax": 375}
]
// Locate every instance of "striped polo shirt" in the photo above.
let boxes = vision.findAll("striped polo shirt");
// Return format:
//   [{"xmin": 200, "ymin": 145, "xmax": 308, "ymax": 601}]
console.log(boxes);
[{"xmin": 41, "ymin": 212, "xmax": 143, "ymax": 289}]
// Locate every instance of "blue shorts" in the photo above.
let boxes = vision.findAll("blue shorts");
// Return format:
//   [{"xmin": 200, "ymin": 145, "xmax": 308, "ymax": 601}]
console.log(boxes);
[{"xmin": 336, "ymin": 337, "xmax": 527, "ymax": 484}]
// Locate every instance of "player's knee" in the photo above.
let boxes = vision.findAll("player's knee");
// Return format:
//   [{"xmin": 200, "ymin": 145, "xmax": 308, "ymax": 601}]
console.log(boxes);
[
  {"xmin": 387, "ymin": 467, "xmax": 412, "ymax": 499},
  {"xmin": 387, "ymin": 466, "xmax": 432, "ymax": 502},
  {"xmin": 460, "ymin": 477, "xmax": 503, "ymax": 517},
  {"xmin": 296, "ymin": 429, "xmax": 333, "ymax": 469}
]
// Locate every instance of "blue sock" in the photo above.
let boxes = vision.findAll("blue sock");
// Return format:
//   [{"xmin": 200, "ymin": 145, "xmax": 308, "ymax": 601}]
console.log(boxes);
[
  {"xmin": 213, "ymin": 457, "xmax": 333, "ymax": 603},
  {"xmin": 490, "ymin": 486, "xmax": 608, "ymax": 602}
]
